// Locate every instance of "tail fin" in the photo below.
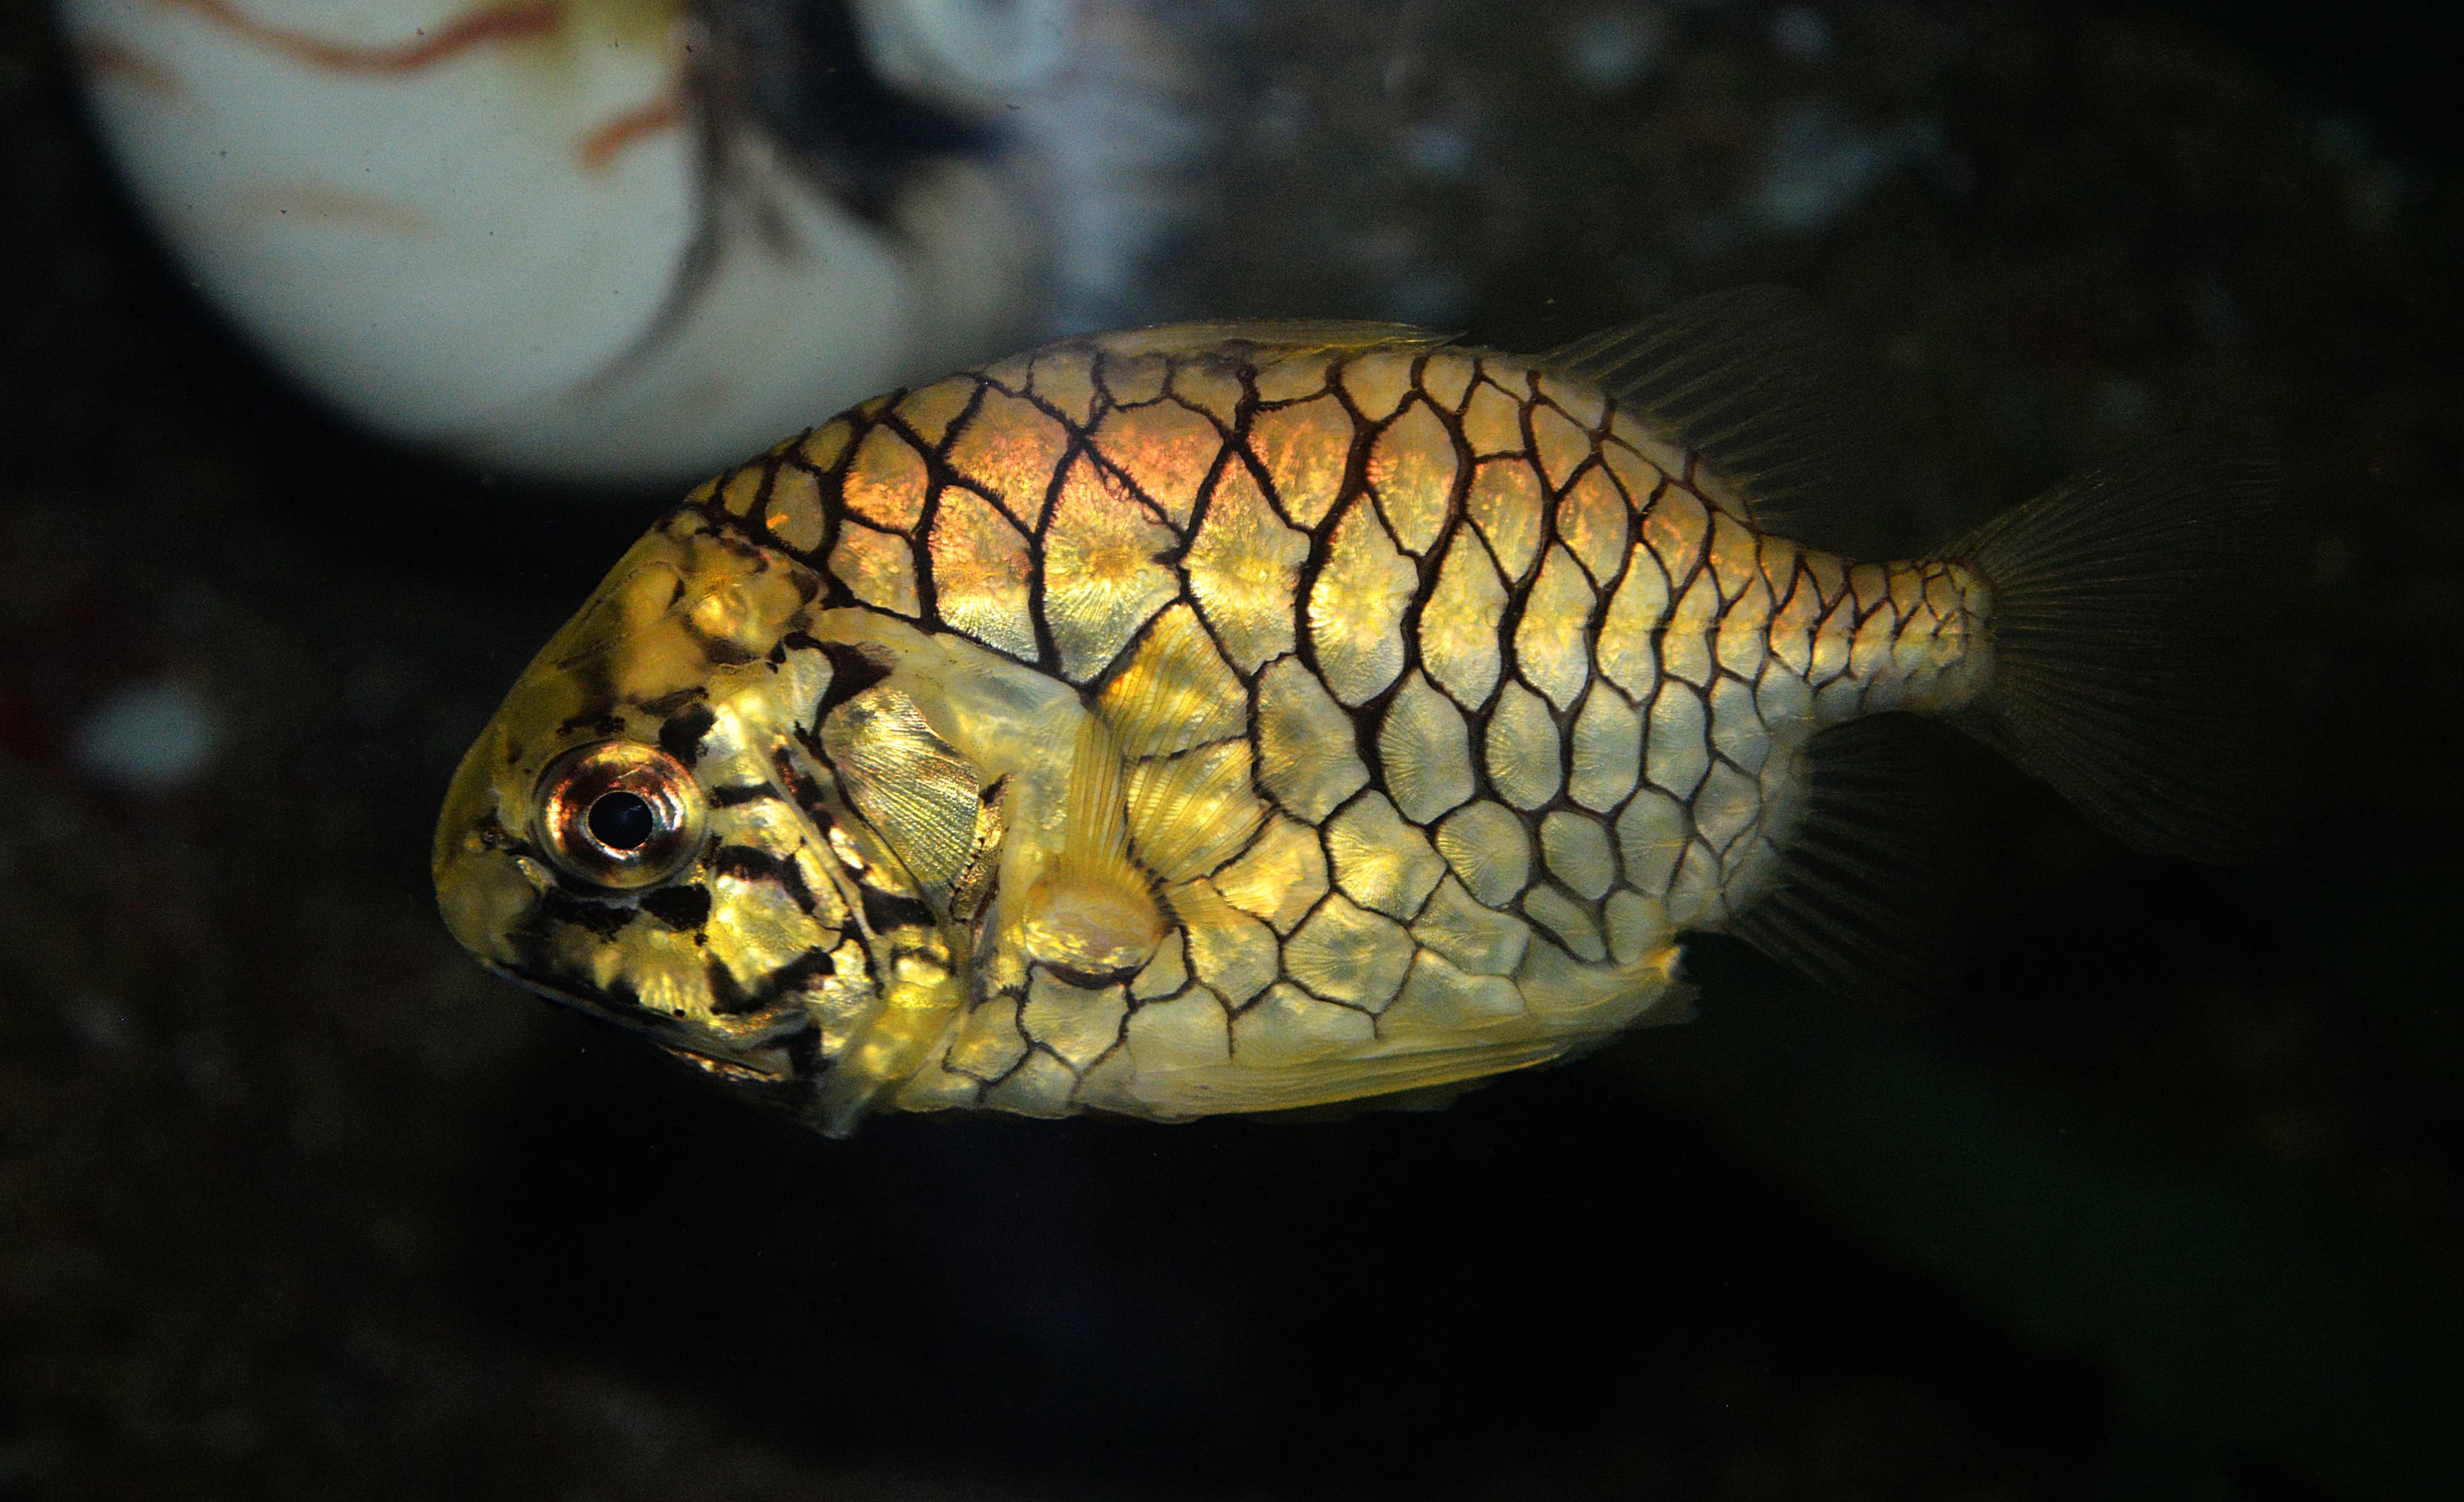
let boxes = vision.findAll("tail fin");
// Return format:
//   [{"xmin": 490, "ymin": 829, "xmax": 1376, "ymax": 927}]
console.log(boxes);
[{"xmin": 1944, "ymin": 435, "xmax": 2290, "ymax": 862}]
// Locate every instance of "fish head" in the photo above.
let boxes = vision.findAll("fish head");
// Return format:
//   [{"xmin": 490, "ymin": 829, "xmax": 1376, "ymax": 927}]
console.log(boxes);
[{"xmin": 432, "ymin": 508, "xmax": 970, "ymax": 1118}]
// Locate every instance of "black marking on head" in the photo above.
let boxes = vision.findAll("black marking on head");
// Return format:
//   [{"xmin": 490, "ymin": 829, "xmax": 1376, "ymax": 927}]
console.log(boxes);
[
  {"xmin": 659, "ymin": 703, "xmax": 719, "ymax": 764},
  {"xmin": 721, "ymin": 949, "xmax": 848, "ymax": 1027},
  {"xmin": 705, "ymin": 954, "xmax": 763, "ymax": 1015},
  {"xmin": 711, "ymin": 844, "xmax": 819, "ymax": 915},
  {"xmin": 782, "ymin": 1019, "xmax": 823, "ymax": 1083},
  {"xmin": 540, "ymin": 888, "xmax": 638, "ymax": 938},
  {"xmin": 557, "ymin": 709, "xmax": 626, "ymax": 738},
  {"xmin": 640, "ymin": 883, "xmax": 714, "ymax": 931},
  {"xmin": 814, "ymin": 643, "xmax": 892, "ymax": 719},
  {"xmin": 772, "ymin": 745, "xmax": 835, "ymax": 818},
  {"xmin": 859, "ymin": 885, "xmax": 934, "ymax": 935},
  {"xmin": 711, "ymin": 845, "xmax": 782, "ymax": 881},
  {"xmin": 710, "ymin": 783, "xmax": 778, "ymax": 807},
  {"xmin": 760, "ymin": 947, "xmax": 839, "ymax": 999}
]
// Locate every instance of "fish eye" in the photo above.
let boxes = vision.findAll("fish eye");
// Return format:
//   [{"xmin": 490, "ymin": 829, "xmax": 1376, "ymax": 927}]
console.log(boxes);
[
  {"xmin": 587, "ymin": 791, "xmax": 655, "ymax": 850},
  {"xmin": 533, "ymin": 741, "xmax": 707, "ymax": 890}
]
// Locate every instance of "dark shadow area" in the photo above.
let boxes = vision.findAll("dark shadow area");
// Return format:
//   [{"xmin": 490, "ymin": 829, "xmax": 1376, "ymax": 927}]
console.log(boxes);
[{"xmin": 468, "ymin": 1015, "xmax": 2105, "ymax": 1494}]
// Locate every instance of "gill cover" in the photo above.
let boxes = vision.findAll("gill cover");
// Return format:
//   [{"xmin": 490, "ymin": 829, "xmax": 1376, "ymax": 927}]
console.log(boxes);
[{"xmin": 431, "ymin": 511, "xmax": 948, "ymax": 1121}]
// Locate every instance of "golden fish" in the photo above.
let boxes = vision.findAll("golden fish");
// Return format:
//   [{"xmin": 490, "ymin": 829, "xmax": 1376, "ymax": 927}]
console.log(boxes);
[{"xmin": 433, "ymin": 288, "xmax": 2278, "ymax": 1134}]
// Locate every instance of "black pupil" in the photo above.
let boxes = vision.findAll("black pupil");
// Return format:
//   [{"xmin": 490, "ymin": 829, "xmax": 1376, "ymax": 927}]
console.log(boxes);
[{"xmin": 586, "ymin": 791, "xmax": 657, "ymax": 852}]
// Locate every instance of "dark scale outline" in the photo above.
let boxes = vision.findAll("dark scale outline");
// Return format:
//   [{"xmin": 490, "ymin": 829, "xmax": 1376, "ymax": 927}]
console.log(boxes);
[
  {"xmin": 1006, "ymin": 1039, "xmax": 1086, "ymax": 1093},
  {"xmin": 1534, "ymin": 807, "xmax": 1623, "ymax": 904},
  {"xmin": 1241, "ymin": 653, "xmax": 1358, "ymax": 829},
  {"xmin": 1340, "ymin": 362, "xmax": 1618, "ymax": 940},
  {"xmin": 856, "ymin": 394, "xmax": 977, "ymax": 614},
  {"xmin": 1038, "ymin": 440, "xmax": 1192, "ymax": 686},
  {"xmin": 1441, "ymin": 374, "xmax": 1604, "ymax": 872},
  {"xmin": 1521, "ymin": 880, "xmax": 1610, "ymax": 962},
  {"xmin": 1376, "ymin": 347, "xmax": 1479, "ymax": 691},
  {"xmin": 1362, "ymin": 393, "xmax": 1462, "ymax": 562},
  {"xmin": 1565, "ymin": 680, "xmax": 1648, "ymax": 816},
  {"xmin": 1095, "ymin": 347, "xmax": 1172, "ymax": 410},
  {"xmin": 1316, "ymin": 786, "xmax": 1448, "ymax": 926},
  {"xmin": 940, "ymin": 379, "xmax": 1072, "ymax": 534},
  {"xmin": 834, "ymin": 405, "xmax": 947, "ymax": 621},
  {"xmin": 1050, "ymin": 408, "xmax": 1209, "ymax": 607},
  {"xmin": 1416, "ymin": 522, "xmax": 1514, "ymax": 714},
  {"xmin": 1419, "ymin": 346, "xmax": 1484, "ymax": 419},
  {"xmin": 1265, "ymin": 842, "xmax": 1348, "ymax": 959},
  {"xmin": 1002, "ymin": 963, "xmax": 1138, "ymax": 1083},
  {"xmin": 819, "ymin": 515, "xmax": 925, "ymax": 620},
  {"xmin": 1556, "ymin": 456, "xmax": 1638, "ymax": 598},
  {"xmin": 1056, "ymin": 991, "xmax": 1142, "ymax": 1087},
  {"xmin": 1273, "ymin": 976, "xmax": 1387, "ymax": 1027},
  {"xmin": 1704, "ymin": 673, "xmax": 1776, "ymax": 782},
  {"xmin": 1457, "ymin": 371, "xmax": 1534, "ymax": 462},
  {"xmin": 1271, "ymin": 379, "xmax": 1386, "ymax": 729},
  {"xmin": 1312, "ymin": 350, "xmax": 1498, "ymax": 822},
  {"xmin": 1767, "ymin": 558, "xmax": 1827, "ymax": 680},
  {"xmin": 1386, "ymin": 368, "xmax": 1645, "ymax": 951},
  {"xmin": 821, "ymin": 395, "xmax": 931, "ymax": 539},
  {"xmin": 920, "ymin": 477, "xmax": 1044, "ymax": 669},
  {"xmin": 1805, "ymin": 587, "xmax": 1861, "ymax": 693},
  {"xmin": 1646, "ymin": 489, "xmax": 1868, "ymax": 921},
  {"xmin": 1151, "ymin": 432, "xmax": 1264, "ymax": 698},
  {"xmin": 1512, "ymin": 544, "xmax": 1602, "ymax": 721},
  {"xmin": 941, "ymin": 991, "xmax": 1036, "ymax": 1089},
  {"xmin": 1168, "ymin": 827, "xmax": 1312, "ymax": 961},
  {"xmin": 1004, "ymin": 368, "xmax": 1114, "ymax": 678},
  {"xmin": 891, "ymin": 374, "xmax": 990, "ymax": 460},
  {"xmin": 1713, "ymin": 576, "xmax": 1777, "ymax": 687},
  {"xmin": 1133, "ymin": 365, "xmax": 1296, "ymax": 693},
  {"xmin": 1586, "ymin": 431, "xmax": 1736, "ymax": 920}
]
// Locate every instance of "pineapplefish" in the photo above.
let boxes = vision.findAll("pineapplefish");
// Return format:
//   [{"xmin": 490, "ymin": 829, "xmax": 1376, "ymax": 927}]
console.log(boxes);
[{"xmin": 433, "ymin": 288, "xmax": 2279, "ymax": 1134}]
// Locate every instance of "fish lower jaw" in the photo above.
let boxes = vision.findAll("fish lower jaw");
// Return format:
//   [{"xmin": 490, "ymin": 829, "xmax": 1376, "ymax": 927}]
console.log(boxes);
[{"xmin": 493, "ymin": 962, "xmax": 811, "ymax": 1087}]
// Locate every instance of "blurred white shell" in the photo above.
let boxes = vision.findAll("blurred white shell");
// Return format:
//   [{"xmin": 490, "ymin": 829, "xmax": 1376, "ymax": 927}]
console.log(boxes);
[
  {"xmin": 851, "ymin": 0, "xmax": 1072, "ymax": 109},
  {"xmin": 61, "ymin": 0, "xmax": 1193, "ymax": 482}
]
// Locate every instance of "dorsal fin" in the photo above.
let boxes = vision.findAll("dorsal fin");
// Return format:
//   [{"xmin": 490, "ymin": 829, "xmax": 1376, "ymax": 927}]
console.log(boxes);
[
  {"xmin": 1727, "ymin": 714, "xmax": 1980, "ymax": 1006},
  {"xmin": 1537, "ymin": 286, "xmax": 1895, "ymax": 558},
  {"xmin": 1093, "ymin": 320, "xmax": 1453, "ymax": 359}
]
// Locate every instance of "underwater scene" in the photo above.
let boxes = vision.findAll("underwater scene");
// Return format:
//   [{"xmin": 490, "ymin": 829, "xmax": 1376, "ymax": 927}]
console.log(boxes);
[{"xmin": 4, "ymin": 1, "xmax": 2460, "ymax": 1498}]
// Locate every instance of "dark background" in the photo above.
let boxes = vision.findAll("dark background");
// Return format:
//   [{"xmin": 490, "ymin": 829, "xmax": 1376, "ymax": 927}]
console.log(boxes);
[{"xmin": 4, "ymin": 2, "xmax": 2461, "ymax": 1498}]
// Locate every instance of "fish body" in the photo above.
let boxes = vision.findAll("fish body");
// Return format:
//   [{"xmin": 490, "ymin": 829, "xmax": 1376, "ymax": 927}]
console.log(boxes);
[{"xmin": 434, "ymin": 294, "xmax": 2273, "ymax": 1133}]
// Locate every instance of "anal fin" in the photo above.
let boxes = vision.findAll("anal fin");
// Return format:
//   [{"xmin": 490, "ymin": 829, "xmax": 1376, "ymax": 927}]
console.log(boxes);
[{"xmin": 1730, "ymin": 714, "xmax": 1981, "ymax": 1005}]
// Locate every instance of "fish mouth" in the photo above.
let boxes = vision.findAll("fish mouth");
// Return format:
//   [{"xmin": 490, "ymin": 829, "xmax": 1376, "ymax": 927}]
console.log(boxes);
[{"xmin": 493, "ymin": 961, "xmax": 812, "ymax": 1085}]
